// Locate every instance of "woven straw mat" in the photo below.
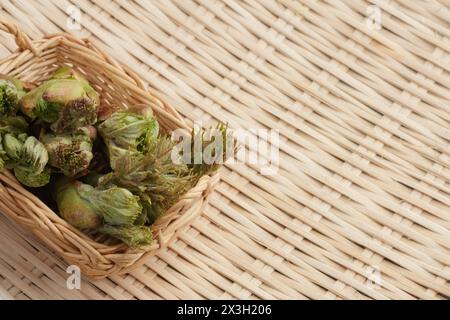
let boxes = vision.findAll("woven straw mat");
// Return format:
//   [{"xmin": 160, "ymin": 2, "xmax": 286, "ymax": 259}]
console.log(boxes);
[{"xmin": 0, "ymin": 0, "xmax": 449, "ymax": 300}]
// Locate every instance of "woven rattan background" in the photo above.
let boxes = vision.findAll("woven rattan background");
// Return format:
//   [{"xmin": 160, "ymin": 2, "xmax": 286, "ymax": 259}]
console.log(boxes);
[{"xmin": 0, "ymin": 0, "xmax": 449, "ymax": 299}]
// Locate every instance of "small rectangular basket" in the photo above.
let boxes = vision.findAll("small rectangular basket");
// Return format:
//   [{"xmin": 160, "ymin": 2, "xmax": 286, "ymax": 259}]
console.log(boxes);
[{"xmin": 0, "ymin": 21, "xmax": 221, "ymax": 279}]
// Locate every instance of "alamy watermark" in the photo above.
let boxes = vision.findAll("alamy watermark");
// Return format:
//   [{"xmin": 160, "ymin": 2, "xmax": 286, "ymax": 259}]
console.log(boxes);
[{"xmin": 171, "ymin": 122, "xmax": 280, "ymax": 176}]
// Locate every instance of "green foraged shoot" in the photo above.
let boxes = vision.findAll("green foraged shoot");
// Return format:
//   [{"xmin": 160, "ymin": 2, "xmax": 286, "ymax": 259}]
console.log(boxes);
[
  {"xmin": 41, "ymin": 126, "xmax": 95, "ymax": 177},
  {"xmin": 0, "ymin": 67, "xmax": 230, "ymax": 248}
]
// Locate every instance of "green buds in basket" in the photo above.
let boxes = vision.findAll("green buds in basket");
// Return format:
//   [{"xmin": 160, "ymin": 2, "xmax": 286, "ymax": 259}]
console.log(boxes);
[
  {"xmin": 98, "ymin": 124, "xmax": 232, "ymax": 225},
  {"xmin": 0, "ymin": 65, "xmax": 230, "ymax": 249},
  {"xmin": 20, "ymin": 68, "xmax": 99, "ymax": 133},
  {"xmin": 55, "ymin": 178, "xmax": 143, "ymax": 228}
]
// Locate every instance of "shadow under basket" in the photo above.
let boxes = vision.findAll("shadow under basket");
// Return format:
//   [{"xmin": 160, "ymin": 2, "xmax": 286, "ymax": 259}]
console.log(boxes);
[{"xmin": 0, "ymin": 21, "xmax": 221, "ymax": 279}]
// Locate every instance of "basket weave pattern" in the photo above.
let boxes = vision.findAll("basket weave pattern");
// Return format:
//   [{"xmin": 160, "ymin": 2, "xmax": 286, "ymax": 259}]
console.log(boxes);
[{"xmin": 0, "ymin": 21, "xmax": 221, "ymax": 279}]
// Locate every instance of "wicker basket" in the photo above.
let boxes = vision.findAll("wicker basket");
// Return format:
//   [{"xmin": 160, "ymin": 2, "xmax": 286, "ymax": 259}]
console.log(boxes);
[{"xmin": 0, "ymin": 21, "xmax": 221, "ymax": 279}]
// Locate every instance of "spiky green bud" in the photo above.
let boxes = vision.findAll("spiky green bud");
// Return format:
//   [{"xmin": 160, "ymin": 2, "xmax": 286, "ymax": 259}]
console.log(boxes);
[
  {"xmin": 98, "ymin": 224, "xmax": 153, "ymax": 248},
  {"xmin": 77, "ymin": 184, "xmax": 142, "ymax": 226},
  {"xmin": 2, "ymin": 133, "xmax": 23, "ymax": 161},
  {"xmin": 22, "ymin": 136, "xmax": 49, "ymax": 173},
  {"xmin": 54, "ymin": 178, "xmax": 102, "ymax": 229},
  {"xmin": 0, "ymin": 75, "xmax": 35, "ymax": 116},
  {"xmin": 2, "ymin": 134, "xmax": 50, "ymax": 187},
  {"xmin": 41, "ymin": 129, "xmax": 94, "ymax": 177},
  {"xmin": 98, "ymin": 106, "xmax": 158, "ymax": 169}
]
